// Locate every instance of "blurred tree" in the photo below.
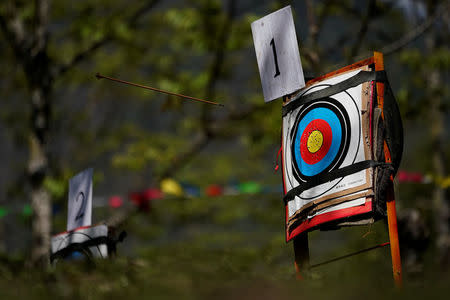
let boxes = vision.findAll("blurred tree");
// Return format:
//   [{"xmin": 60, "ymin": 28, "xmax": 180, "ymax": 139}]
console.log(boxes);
[
  {"xmin": 396, "ymin": 0, "xmax": 450, "ymax": 266},
  {"xmin": 0, "ymin": 0, "xmax": 448, "ymax": 272},
  {"xmin": 423, "ymin": 0, "xmax": 450, "ymax": 268},
  {"xmin": 0, "ymin": 0, "xmax": 278, "ymax": 267},
  {"xmin": 1, "ymin": 0, "xmax": 56, "ymax": 266},
  {"xmin": 0, "ymin": 0, "xmax": 164, "ymax": 266}
]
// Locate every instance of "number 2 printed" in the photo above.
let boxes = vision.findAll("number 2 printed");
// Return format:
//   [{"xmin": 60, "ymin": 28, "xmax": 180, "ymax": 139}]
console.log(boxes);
[
  {"xmin": 270, "ymin": 38, "xmax": 281, "ymax": 78},
  {"xmin": 75, "ymin": 191, "xmax": 86, "ymax": 222}
]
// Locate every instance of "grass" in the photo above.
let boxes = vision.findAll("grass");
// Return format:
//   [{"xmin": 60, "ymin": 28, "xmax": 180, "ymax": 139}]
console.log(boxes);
[{"xmin": 0, "ymin": 193, "xmax": 448, "ymax": 299}]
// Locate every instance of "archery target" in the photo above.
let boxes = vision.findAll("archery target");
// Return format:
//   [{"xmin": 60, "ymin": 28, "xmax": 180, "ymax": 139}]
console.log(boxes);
[
  {"xmin": 291, "ymin": 98, "xmax": 351, "ymax": 181},
  {"xmin": 283, "ymin": 69, "xmax": 367, "ymax": 203},
  {"xmin": 51, "ymin": 225, "xmax": 108, "ymax": 261},
  {"xmin": 282, "ymin": 65, "xmax": 378, "ymax": 241}
]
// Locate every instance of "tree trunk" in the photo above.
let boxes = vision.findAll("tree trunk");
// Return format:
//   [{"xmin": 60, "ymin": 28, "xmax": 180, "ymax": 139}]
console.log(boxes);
[
  {"xmin": 426, "ymin": 1, "xmax": 449, "ymax": 267},
  {"xmin": 26, "ymin": 0, "xmax": 52, "ymax": 267},
  {"xmin": 430, "ymin": 72, "xmax": 449, "ymax": 266},
  {"xmin": 28, "ymin": 86, "xmax": 51, "ymax": 267},
  {"xmin": 429, "ymin": 69, "xmax": 449, "ymax": 266}
]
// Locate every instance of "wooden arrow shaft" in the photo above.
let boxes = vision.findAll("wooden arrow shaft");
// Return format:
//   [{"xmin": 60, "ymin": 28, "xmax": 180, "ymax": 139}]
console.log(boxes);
[{"xmin": 96, "ymin": 73, "xmax": 224, "ymax": 107}]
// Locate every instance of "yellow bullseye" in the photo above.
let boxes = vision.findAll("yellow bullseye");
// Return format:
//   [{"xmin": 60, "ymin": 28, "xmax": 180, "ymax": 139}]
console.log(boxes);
[{"xmin": 307, "ymin": 130, "xmax": 323, "ymax": 153}]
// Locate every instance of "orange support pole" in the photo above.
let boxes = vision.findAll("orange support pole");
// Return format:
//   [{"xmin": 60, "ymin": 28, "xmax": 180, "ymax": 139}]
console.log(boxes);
[
  {"xmin": 374, "ymin": 51, "xmax": 402, "ymax": 288},
  {"xmin": 386, "ymin": 185, "xmax": 402, "ymax": 287}
]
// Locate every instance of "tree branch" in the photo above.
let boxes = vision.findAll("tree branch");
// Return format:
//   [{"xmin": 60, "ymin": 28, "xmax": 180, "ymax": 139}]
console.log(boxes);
[
  {"xmin": 56, "ymin": 37, "xmax": 112, "ymax": 77},
  {"xmin": 348, "ymin": 0, "xmax": 376, "ymax": 62},
  {"xmin": 201, "ymin": 0, "xmax": 237, "ymax": 127},
  {"xmin": 155, "ymin": 100, "xmax": 268, "ymax": 184},
  {"xmin": 304, "ymin": 0, "xmax": 320, "ymax": 70},
  {"xmin": 105, "ymin": 0, "xmax": 239, "ymax": 227},
  {"xmin": 305, "ymin": 0, "xmax": 319, "ymax": 45},
  {"xmin": 157, "ymin": 133, "xmax": 210, "ymax": 181},
  {"xmin": 381, "ymin": 1, "xmax": 449, "ymax": 56},
  {"xmin": 55, "ymin": 0, "xmax": 160, "ymax": 78},
  {"xmin": 104, "ymin": 103, "xmax": 268, "ymax": 228},
  {"xmin": 161, "ymin": 0, "xmax": 237, "ymax": 179},
  {"xmin": 303, "ymin": 0, "xmax": 336, "ymax": 73},
  {"xmin": 32, "ymin": 0, "xmax": 49, "ymax": 56},
  {"xmin": 0, "ymin": 2, "xmax": 28, "ymax": 61}
]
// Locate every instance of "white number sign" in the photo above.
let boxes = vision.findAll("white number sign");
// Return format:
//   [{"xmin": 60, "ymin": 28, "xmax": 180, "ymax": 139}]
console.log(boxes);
[
  {"xmin": 67, "ymin": 168, "xmax": 93, "ymax": 231},
  {"xmin": 251, "ymin": 6, "xmax": 305, "ymax": 102}
]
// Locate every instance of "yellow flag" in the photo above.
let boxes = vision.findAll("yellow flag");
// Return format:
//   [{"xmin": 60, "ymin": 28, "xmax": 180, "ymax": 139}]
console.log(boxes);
[{"xmin": 160, "ymin": 178, "xmax": 183, "ymax": 196}]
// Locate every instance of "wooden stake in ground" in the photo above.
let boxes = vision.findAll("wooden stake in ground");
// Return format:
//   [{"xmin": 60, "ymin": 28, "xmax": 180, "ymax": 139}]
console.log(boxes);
[{"xmin": 293, "ymin": 232, "xmax": 310, "ymax": 279}]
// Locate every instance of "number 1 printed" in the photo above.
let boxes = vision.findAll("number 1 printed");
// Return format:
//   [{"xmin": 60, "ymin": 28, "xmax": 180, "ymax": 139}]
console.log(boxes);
[{"xmin": 270, "ymin": 38, "xmax": 281, "ymax": 78}]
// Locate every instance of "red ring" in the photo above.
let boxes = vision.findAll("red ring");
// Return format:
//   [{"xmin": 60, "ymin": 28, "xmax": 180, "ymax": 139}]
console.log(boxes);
[{"xmin": 300, "ymin": 119, "xmax": 332, "ymax": 165}]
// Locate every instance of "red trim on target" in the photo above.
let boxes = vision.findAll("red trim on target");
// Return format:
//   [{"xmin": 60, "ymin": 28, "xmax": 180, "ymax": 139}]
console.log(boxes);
[{"xmin": 286, "ymin": 200, "xmax": 373, "ymax": 242}]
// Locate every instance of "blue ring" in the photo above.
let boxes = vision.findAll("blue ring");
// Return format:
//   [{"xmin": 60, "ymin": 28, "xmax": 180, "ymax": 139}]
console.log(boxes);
[{"xmin": 293, "ymin": 107, "xmax": 342, "ymax": 176}]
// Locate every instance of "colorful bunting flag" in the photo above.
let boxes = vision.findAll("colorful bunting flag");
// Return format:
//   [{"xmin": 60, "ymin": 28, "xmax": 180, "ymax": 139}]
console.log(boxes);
[
  {"xmin": 205, "ymin": 184, "xmax": 223, "ymax": 197},
  {"xmin": 0, "ymin": 207, "xmax": 8, "ymax": 219},
  {"xmin": 108, "ymin": 196, "xmax": 123, "ymax": 208},
  {"xmin": 160, "ymin": 178, "xmax": 183, "ymax": 196},
  {"xmin": 238, "ymin": 182, "xmax": 262, "ymax": 194},
  {"xmin": 22, "ymin": 204, "xmax": 32, "ymax": 217},
  {"xmin": 1, "ymin": 172, "xmax": 447, "ymax": 217}
]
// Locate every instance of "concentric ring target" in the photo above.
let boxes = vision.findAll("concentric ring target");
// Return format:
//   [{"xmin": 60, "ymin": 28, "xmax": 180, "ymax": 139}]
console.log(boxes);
[
  {"xmin": 290, "ymin": 97, "xmax": 351, "ymax": 182},
  {"xmin": 283, "ymin": 82, "xmax": 362, "ymax": 200}
]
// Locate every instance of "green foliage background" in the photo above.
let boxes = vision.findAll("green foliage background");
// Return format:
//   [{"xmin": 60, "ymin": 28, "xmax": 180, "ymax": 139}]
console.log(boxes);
[{"xmin": 0, "ymin": 0, "xmax": 449, "ymax": 297}]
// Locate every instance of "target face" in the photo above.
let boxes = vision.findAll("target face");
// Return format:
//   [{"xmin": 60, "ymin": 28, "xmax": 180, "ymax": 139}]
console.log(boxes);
[
  {"xmin": 291, "ymin": 98, "xmax": 351, "ymax": 181},
  {"xmin": 283, "ymin": 79, "xmax": 364, "ymax": 201}
]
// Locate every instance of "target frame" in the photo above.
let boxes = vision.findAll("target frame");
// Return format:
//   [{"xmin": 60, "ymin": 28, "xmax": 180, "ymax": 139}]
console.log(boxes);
[{"xmin": 282, "ymin": 62, "xmax": 375, "ymax": 241}]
